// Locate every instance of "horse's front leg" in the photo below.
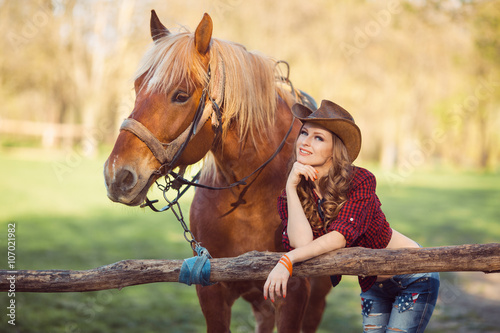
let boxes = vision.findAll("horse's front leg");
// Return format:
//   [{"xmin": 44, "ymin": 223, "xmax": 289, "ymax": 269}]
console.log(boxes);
[
  {"xmin": 302, "ymin": 276, "xmax": 332, "ymax": 333},
  {"xmin": 275, "ymin": 276, "xmax": 311, "ymax": 332},
  {"xmin": 197, "ymin": 282, "xmax": 276, "ymax": 332},
  {"xmin": 241, "ymin": 287, "xmax": 276, "ymax": 333},
  {"xmin": 196, "ymin": 283, "xmax": 239, "ymax": 333}
]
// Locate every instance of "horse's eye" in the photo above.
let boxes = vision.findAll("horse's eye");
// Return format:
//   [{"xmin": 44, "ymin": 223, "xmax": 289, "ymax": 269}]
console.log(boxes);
[{"xmin": 172, "ymin": 91, "xmax": 190, "ymax": 104}]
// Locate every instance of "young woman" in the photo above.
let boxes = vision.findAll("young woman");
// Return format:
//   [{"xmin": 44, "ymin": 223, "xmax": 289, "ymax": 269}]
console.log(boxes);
[{"xmin": 263, "ymin": 100, "xmax": 440, "ymax": 332}]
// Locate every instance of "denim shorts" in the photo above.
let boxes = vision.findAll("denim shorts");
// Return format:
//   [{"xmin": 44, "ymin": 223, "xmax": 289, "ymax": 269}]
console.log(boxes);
[{"xmin": 360, "ymin": 272, "xmax": 440, "ymax": 333}]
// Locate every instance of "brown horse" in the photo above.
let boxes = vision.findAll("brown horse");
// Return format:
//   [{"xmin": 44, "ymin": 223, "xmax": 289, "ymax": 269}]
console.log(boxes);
[{"xmin": 104, "ymin": 11, "xmax": 331, "ymax": 333}]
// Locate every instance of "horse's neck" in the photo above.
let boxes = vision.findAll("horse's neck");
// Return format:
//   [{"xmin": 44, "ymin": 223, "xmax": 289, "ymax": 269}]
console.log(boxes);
[{"xmin": 209, "ymin": 98, "xmax": 298, "ymax": 187}]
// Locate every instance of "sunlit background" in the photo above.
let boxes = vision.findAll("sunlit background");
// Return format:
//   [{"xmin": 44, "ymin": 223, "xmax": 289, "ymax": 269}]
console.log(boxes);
[{"xmin": 0, "ymin": 0, "xmax": 499, "ymax": 332}]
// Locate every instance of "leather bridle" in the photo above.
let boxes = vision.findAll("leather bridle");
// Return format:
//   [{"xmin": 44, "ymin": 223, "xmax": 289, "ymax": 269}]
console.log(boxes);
[
  {"xmin": 119, "ymin": 60, "xmax": 304, "ymax": 214},
  {"xmin": 120, "ymin": 66, "xmax": 222, "ymax": 177}
]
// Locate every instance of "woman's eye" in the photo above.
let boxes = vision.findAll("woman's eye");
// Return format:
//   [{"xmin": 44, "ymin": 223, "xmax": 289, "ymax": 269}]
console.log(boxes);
[
  {"xmin": 315, "ymin": 136, "xmax": 324, "ymax": 142},
  {"xmin": 172, "ymin": 91, "xmax": 190, "ymax": 103},
  {"xmin": 299, "ymin": 130, "xmax": 308, "ymax": 136}
]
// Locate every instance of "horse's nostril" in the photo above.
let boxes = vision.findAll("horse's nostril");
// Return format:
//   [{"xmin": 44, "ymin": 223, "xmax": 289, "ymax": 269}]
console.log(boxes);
[{"xmin": 116, "ymin": 168, "xmax": 138, "ymax": 192}]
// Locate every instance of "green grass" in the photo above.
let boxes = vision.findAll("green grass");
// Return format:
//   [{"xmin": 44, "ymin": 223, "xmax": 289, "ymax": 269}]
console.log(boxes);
[
  {"xmin": 375, "ymin": 169, "xmax": 500, "ymax": 246},
  {"xmin": 0, "ymin": 151, "xmax": 499, "ymax": 332}
]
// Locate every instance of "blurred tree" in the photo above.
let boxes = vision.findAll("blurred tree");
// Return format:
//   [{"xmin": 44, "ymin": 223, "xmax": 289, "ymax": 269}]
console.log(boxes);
[
  {"xmin": 431, "ymin": 0, "xmax": 500, "ymax": 171},
  {"xmin": 0, "ymin": 0, "xmax": 498, "ymax": 170},
  {"xmin": 0, "ymin": 0, "xmax": 146, "ymax": 153},
  {"xmin": 470, "ymin": 0, "xmax": 500, "ymax": 169}
]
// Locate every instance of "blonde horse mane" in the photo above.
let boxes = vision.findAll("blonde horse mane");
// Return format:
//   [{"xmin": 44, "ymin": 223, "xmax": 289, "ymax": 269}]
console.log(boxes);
[
  {"xmin": 134, "ymin": 28, "xmax": 300, "ymax": 183},
  {"xmin": 134, "ymin": 29, "xmax": 293, "ymax": 143}
]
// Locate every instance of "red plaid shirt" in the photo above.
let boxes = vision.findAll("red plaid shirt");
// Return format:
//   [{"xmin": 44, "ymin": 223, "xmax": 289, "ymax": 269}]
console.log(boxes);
[{"xmin": 278, "ymin": 166, "xmax": 392, "ymax": 292}]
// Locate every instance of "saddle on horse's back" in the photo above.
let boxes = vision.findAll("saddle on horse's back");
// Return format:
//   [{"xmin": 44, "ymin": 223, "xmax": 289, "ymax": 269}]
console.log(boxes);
[{"xmin": 297, "ymin": 89, "xmax": 318, "ymax": 111}]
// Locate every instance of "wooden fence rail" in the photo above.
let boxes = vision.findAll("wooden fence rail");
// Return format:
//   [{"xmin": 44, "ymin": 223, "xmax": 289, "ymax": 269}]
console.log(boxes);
[{"xmin": 1, "ymin": 244, "xmax": 499, "ymax": 293}]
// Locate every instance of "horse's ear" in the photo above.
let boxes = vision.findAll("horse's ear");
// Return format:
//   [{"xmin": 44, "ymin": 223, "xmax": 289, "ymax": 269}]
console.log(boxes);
[
  {"xmin": 194, "ymin": 13, "xmax": 213, "ymax": 55},
  {"xmin": 150, "ymin": 10, "xmax": 170, "ymax": 42}
]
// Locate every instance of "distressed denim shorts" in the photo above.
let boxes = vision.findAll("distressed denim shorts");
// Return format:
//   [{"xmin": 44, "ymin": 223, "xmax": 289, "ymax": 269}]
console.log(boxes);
[{"xmin": 360, "ymin": 272, "xmax": 440, "ymax": 333}]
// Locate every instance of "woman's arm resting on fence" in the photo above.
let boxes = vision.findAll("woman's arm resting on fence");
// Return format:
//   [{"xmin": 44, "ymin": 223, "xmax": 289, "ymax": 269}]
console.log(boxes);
[{"xmin": 263, "ymin": 231, "xmax": 346, "ymax": 302}]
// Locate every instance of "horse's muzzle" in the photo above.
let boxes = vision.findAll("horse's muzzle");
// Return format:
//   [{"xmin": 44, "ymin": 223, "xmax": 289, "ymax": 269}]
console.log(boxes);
[{"xmin": 103, "ymin": 159, "xmax": 150, "ymax": 206}]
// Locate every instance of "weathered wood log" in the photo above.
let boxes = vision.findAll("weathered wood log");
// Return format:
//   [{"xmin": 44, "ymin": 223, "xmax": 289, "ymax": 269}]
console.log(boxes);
[{"xmin": 1, "ymin": 244, "xmax": 499, "ymax": 293}]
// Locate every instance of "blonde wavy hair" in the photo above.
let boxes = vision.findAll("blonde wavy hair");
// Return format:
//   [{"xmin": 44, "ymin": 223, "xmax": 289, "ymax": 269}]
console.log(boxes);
[{"xmin": 292, "ymin": 128, "xmax": 354, "ymax": 233}]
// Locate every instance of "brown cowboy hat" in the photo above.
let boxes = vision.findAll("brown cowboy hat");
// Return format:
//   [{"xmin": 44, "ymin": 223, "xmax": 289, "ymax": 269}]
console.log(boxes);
[{"xmin": 292, "ymin": 99, "xmax": 362, "ymax": 163}]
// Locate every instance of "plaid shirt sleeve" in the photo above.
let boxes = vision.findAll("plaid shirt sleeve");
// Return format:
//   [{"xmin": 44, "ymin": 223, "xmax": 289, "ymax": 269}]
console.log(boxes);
[
  {"xmin": 326, "ymin": 168, "xmax": 386, "ymax": 248},
  {"xmin": 277, "ymin": 189, "xmax": 294, "ymax": 251}
]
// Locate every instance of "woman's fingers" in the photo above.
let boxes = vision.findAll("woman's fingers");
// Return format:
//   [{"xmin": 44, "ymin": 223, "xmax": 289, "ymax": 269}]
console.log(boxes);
[
  {"xmin": 268, "ymin": 282, "xmax": 283, "ymax": 303},
  {"xmin": 263, "ymin": 265, "xmax": 290, "ymax": 302},
  {"xmin": 275, "ymin": 282, "xmax": 282, "ymax": 298},
  {"xmin": 264, "ymin": 277, "xmax": 278, "ymax": 301},
  {"xmin": 291, "ymin": 162, "xmax": 318, "ymax": 182},
  {"xmin": 301, "ymin": 166, "xmax": 317, "ymax": 182},
  {"xmin": 281, "ymin": 280, "xmax": 288, "ymax": 299},
  {"xmin": 264, "ymin": 278, "xmax": 278, "ymax": 302},
  {"xmin": 263, "ymin": 279, "xmax": 270, "ymax": 300}
]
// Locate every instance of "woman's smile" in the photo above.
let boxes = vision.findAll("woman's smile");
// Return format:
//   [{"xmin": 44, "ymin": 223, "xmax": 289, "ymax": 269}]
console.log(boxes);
[{"xmin": 299, "ymin": 148, "xmax": 312, "ymax": 156}]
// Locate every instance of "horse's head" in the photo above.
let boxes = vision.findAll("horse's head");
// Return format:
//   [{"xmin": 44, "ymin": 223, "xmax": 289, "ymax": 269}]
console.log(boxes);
[{"xmin": 104, "ymin": 11, "xmax": 218, "ymax": 206}]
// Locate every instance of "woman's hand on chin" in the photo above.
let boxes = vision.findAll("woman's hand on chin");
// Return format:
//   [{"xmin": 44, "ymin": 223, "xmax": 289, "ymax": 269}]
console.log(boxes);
[{"xmin": 287, "ymin": 161, "xmax": 318, "ymax": 189}]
